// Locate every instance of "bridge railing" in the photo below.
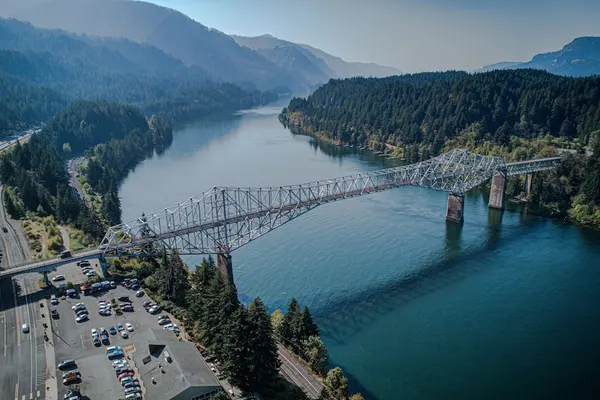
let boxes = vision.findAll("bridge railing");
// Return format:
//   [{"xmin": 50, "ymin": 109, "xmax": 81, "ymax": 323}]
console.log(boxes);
[{"xmin": 3, "ymin": 246, "xmax": 100, "ymax": 271}]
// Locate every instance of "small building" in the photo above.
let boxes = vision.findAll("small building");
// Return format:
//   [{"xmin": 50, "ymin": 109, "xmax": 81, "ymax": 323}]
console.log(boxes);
[{"xmin": 130, "ymin": 329, "xmax": 223, "ymax": 400}]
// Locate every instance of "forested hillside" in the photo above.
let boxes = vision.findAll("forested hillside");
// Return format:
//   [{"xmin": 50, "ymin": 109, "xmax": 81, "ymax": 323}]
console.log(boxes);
[
  {"xmin": 0, "ymin": 19, "xmax": 277, "ymax": 137},
  {"xmin": 1, "ymin": 102, "xmax": 171, "ymax": 238},
  {"xmin": 281, "ymin": 69, "xmax": 600, "ymax": 226}
]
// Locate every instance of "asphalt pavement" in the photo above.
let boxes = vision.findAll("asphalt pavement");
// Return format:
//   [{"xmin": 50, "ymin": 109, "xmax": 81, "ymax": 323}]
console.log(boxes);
[{"xmin": 0, "ymin": 186, "xmax": 47, "ymax": 400}]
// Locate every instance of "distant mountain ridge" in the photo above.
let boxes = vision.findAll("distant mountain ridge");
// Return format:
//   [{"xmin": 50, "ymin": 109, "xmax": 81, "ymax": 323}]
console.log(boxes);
[
  {"xmin": 0, "ymin": 0, "xmax": 401, "ymax": 91},
  {"xmin": 232, "ymin": 34, "xmax": 402, "ymax": 82},
  {"xmin": 476, "ymin": 37, "xmax": 600, "ymax": 77}
]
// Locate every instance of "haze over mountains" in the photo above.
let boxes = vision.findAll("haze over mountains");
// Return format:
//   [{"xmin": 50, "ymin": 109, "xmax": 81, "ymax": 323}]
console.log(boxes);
[
  {"xmin": 477, "ymin": 37, "xmax": 600, "ymax": 77},
  {"xmin": 0, "ymin": 0, "xmax": 401, "ymax": 91}
]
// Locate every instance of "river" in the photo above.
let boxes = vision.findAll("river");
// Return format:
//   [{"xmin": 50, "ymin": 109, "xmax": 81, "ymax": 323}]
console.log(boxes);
[{"xmin": 118, "ymin": 101, "xmax": 600, "ymax": 400}]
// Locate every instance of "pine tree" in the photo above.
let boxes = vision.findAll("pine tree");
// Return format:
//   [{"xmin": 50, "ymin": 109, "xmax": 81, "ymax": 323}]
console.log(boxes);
[
  {"xmin": 220, "ymin": 306, "xmax": 253, "ymax": 392},
  {"xmin": 247, "ymin": 298, "xmax": 281, "ymax": 393},
  {"xmin": 101, "ymin": 180, "xmax": 121, "ymax": 226},
  {"xmin": 299, "ymin": 306, "xmax": 319, "ymax": 340},
  {"xmin": 281, "ymin": 298, "xmax": 303, "ymax": 346}
]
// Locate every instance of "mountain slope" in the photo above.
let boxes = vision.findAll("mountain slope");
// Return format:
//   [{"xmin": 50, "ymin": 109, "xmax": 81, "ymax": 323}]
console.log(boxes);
[
  {"xmin": 233, "ymin": 34, "xmax": 402, "ymax": 80},
  {"xmin": 477, "ymin": 37, "xmax": 600, "ymax": 77},
  {"xmin": 0, "ymin": 0, "xmax": 297, "ymax": 89}
]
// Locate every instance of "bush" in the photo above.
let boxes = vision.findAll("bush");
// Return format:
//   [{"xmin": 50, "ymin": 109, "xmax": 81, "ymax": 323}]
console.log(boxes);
[
  {"xmin": 47, "ymin": 237, "xmax": 62, "ymax": 253},
  {"xmin": 66, "ymin": 281, "xmax": 74, "ymax": 289}
]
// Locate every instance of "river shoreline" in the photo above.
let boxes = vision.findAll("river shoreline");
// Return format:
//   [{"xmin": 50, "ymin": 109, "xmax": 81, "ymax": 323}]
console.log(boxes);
[{"xmin": 278, "ymin": 112, "xmax": 600, "ymax": 232}]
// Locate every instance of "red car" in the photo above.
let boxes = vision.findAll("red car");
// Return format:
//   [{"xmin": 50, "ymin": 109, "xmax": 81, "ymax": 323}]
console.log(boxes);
[{"xmin": 118, "ymin": 372, "xmax": 134, "ymax": 381}]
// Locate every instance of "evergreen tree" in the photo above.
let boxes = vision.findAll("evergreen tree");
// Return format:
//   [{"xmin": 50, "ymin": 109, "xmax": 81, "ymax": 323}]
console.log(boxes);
[
  {"xmin": 154, "ymin": 251, "xmax": 188, "ymax": 306},
  {"xmin": 101, "ymin": 180, "xmax": 121, "ymax": 226},
  {"xmin": 247, "ymin": 298, "xmax": 281, "ymax": 393},
  {"xmin": 220, "ymin": 306, "xmax": 253, "ymax": 392},
  {"xmin": 281, "ymin": 298, "xmax": 303, "ymax": 346},
  {"xmin": 299, "ymin": 306, "xmax": 320, "ymax": 339}
]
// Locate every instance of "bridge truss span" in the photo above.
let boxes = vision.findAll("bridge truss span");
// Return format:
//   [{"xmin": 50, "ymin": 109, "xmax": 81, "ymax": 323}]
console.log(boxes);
[{"xmin": 99, "ymin": 149, "xmax": 561, "ymax": 257}]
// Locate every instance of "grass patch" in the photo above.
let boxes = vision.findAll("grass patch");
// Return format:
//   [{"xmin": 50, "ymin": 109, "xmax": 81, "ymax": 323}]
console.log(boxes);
[
  {"xmin": 22, "ymin": 216, "xmax": 64, "ymax": 259},
  {"xmin": 68, "ymin": 226, "xmax": 93, "ymax": 250}
]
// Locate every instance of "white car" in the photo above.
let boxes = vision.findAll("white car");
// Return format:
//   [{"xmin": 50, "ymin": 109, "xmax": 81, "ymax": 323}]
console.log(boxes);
[
  {"xmin": 113, "ymin": 360, "xmax": 128, "ymax": 368},
  {"xmin": 91, "ymin": 328, "xmax": 98, "ymax": 337},
  {"xmin": 52, "ymin": 275, "xmax": 65, "ymax": 282},
  {"xmin": 75, "ymin": 315, "xmax": 88, "ymax": 323},
  {"xmin": 125, "ymin": 323, "xmax": 134, "ymax": 332},
  {"xmin": 22, "ymin": 324, "xmax": 30, "ymax": 333},
  {"xmin": 120, "ymin": 331, "xmax": 128, "ymax": 339},
  {"xmin": 72, "ymin": 303, "xmax": 85, "ymax": 310}
]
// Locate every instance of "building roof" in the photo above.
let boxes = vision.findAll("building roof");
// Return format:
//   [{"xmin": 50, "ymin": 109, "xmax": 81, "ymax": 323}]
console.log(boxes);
[{"xmin": 131, "ymin": 329, "xmax": 222, "ymax": 400}]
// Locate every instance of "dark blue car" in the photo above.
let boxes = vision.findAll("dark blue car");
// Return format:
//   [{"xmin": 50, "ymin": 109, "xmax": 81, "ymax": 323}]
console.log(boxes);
[{"xmin": 109, "ymin": 326, "xmax": 117, "ymax": 335}]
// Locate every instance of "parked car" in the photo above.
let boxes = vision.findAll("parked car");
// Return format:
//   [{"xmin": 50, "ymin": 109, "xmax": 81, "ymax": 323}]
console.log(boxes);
[
  {"xmin": 52, "ymin": 275, "xmax": 65, "ymax": 282},
  {"xmin": 59, "ymin": 251, "xmax": 71, "ymax": 259},
  {"xmin": 158, "ymin": 318, "xmax": 171, "ymax": 326},
  {"xmin": 51, "ymin": 308, "xmax": 59, "ymax": 319},
  {"xmin": 50, "ymin": 294, "xmax": 58, "ymax": 305},
  {"xmin": 117, "ymin": 323, "xmax": 124, "ymax": 331},
  {"xmin": 125, "ymin": 323, "xmax": 134, "ymax": 332},
  {"xmin": 75, "ymin": 315, "xmax": 88, "ymax": 323},
  {"xmin": 92, "ymin": 337, "xmax": 101, "ymax": 346},
  {"xmin": 108, "ymin": 351, "xmax": 124, "ymax": 360},
  {"xmin": 109, "ymin": 326, "xmax": 117, "ymax": 335},
  {"xmin": 135, "ymin": 290, "xmax": 144, "ymax": 297},
  {"xmin": 57, "ymin": 360, "xmax": 76, "ymax": 370},
  {"xmin": 121, "ymin": 331, "xmax": 129, "ymax": 339},
  {"xmin": 72, "ymin": 303, "xmax": 85, "ymax": 310}
]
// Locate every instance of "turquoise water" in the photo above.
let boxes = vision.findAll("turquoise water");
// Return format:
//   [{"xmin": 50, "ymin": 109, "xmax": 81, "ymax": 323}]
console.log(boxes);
[{"xmin": 118, "ymin": 103, "xmax": 600, "ymax": 399}]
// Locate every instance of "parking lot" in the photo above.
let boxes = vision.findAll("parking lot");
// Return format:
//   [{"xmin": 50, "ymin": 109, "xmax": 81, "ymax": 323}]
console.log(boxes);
[{"xmin": 48, "ymin": 262, "xmax": 163, "ymax": 399}]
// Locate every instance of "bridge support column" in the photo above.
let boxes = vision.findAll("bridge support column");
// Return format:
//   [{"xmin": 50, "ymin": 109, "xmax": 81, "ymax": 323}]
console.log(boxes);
[
  {"xmin": 217, "ymin": 252, "xmax": 234, "ymax": 286},
  {"xmin": 446, "ymin": 193, "xmax": 465, "ymax": 225},
  {"xmin": 42, "ymin": 271, "xmax": 50, "ymax": 287},
  {"xmin": 488, "ymin": 170, "xmax": 507, "ymax": 210},
  {"xmin": 99, "ymin": 255, "xmax": 108, "ymax": 278},
  {"xmin": 523, "ymin": 173, "xmax": 533, "ymax": 195}
]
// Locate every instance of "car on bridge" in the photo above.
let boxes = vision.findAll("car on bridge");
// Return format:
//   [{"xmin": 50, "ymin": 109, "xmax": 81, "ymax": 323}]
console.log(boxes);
[
  {"xmin": 22, "ymin": 323, "xmax": 29, "ymax": 333},
  {"xmin": 60, "ymin": 250, "xmax": 72, "ymax": 259}
]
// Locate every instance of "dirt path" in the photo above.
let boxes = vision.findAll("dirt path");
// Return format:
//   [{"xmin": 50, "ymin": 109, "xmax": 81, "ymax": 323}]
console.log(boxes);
[{"xmin": 58, "ymin": 226, "xmax": 70, "ymax": 251}]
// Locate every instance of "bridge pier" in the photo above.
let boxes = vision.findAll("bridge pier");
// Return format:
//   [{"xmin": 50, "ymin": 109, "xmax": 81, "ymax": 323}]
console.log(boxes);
[
  {"xmin": 523, "ymin": 173, "xmax": 533, "ymax": 195},
  {"xmin": 217, "ymin": 252, "xmax": 234, "ymax": 286},
  {"xmin": 488, "ymin": 170, "xmax": 507, "ymax": 210},
  {"xmin": 42, "ymin": 271, "xmax": 50, "ymax": 287},
  {"xmin": 446, "ymin": 193, "xmax": 465, "ymax": 224},
  {"xmin": 99, "ymin": 255, "xmax": 108, "ymax": 278}
]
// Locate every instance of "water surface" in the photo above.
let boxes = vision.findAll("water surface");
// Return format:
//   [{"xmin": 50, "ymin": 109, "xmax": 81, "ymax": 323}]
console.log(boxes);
[{"xmin": 119, "ymin": 103, "xmax": 600, "ymax": 399}]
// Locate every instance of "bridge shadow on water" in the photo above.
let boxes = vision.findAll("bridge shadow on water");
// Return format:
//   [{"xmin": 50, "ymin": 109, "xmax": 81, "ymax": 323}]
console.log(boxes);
[{"xmin": 315, "ymin": 208, "xmax": 542, "ymax": 346}]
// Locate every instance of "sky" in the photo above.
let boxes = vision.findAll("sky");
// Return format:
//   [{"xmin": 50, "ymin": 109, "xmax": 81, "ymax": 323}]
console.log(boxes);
[{"xmin": 146, "ymin": 0, "xmax": 600, "ymax": 72}]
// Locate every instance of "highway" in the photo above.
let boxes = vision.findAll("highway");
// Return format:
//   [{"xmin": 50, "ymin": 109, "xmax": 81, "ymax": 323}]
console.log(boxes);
[
  {"xmin": 0, "ymin": 128, "xmax": 41, "ymax": 153},
  {"xmin": 0, "ymin": 187, "xmax": 47, "ymax": 400}
]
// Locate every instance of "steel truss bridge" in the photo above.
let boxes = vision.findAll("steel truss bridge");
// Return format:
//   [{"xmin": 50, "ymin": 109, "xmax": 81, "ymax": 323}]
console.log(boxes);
[
  {"xmin": 99, "ymin": 149, "xmax": 561, "ymax": 256},
  {"xmin": 0, "ymin": 149, "xmax": 561, "ymax": 280}
]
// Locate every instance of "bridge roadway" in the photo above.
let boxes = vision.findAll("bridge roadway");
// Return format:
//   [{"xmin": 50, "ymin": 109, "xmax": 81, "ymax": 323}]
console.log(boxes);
[{"xmin": 0, "ymin": 151, "xmax": 562, "ymax": 280}]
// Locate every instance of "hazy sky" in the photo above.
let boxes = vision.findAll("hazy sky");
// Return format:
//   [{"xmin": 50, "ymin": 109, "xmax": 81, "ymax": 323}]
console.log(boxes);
[{"xmin": 146, "ymin": 0, "xmax": 600, "ymax": 72}]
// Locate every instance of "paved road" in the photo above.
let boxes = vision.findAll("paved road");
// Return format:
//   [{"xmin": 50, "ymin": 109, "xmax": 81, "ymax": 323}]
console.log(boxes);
[
  {"xmin": 277, "ymin": 343, "xmax": 323, "ymax": 399},
  {"xmin": 0, "ymin": 215, "xmax": 47, "ymax": 399},
  {"xmin": 67, "ymin": 158, "xmax": 88, "ymax": 206}
]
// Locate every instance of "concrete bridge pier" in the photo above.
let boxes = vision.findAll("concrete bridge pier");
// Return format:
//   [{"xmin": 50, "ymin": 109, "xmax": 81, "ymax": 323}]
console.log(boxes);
[
  {"xmin": 523, "ymin": 173, "xmax": 533, "ymax": 195},
  {"xmin": 99, "ymin": 255, "xmax": 108, "ymax": 278},
  {"xmin": 217, "ymin": 252, "xmax": 234, "ymax": 286},
  {"xmin": 446, "ymin": 193, "xmax": 465, "ymax": 224},
  {"xmin": 488, "ymin": 170, "xmax": 507, "ymax": 210},
  {"xmin": 41, "ymin": 271, "xmax": 50, "ymax": 287}
]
